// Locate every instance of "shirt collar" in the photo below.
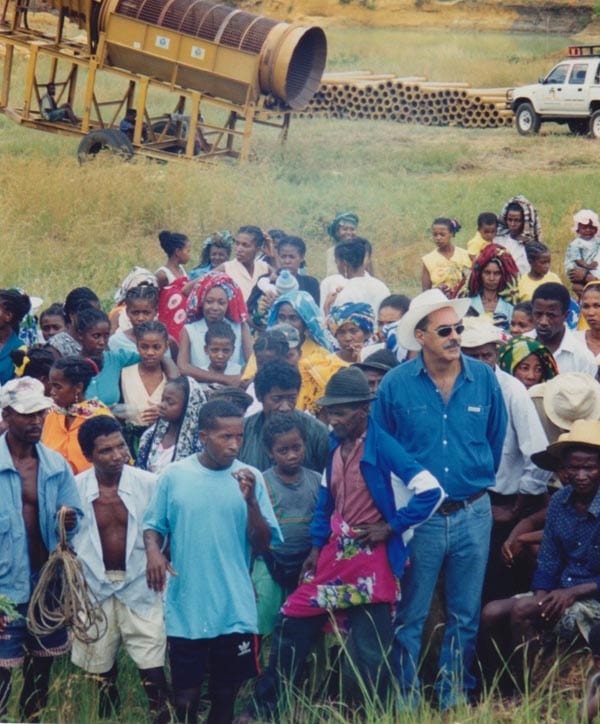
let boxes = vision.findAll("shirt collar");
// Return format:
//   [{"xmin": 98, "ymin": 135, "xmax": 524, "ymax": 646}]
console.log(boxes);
[
  {"xmin": 412, "ymin": 351, "xmax": 473, "ymax": 381},
  {"xmin": 564, "ymin": 484, "xmax": 600, "ymax": 518}
]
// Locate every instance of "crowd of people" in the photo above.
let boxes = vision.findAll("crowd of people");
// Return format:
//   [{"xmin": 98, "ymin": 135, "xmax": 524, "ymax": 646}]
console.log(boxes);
[{"xmin": 3, "ymin": 198, "xmax": 600, "ymax": 721}]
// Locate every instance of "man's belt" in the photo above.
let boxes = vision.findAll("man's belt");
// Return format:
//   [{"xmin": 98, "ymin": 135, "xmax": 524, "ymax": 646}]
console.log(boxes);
[{"xmin": 437, "ymin": 489, "xmax": 488, "ymax": 516}]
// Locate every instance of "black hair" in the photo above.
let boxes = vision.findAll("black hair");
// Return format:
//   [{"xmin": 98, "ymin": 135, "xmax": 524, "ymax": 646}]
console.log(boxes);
[
  {"xmin": 74, "ymin": 306, "xmax": 110, "ymax": 335},
  {"xmin": 254, "ymin": 360, "xmax": 301, "ymax": 399},
  {"xmin": 277, "ymin": 235, "xmax": 306, "ymax": 257},
  {"xmin": 197, "ymin": 400, "xmax": 242, "ymax": 431},
  {"xmin": 10, "ymin": 347, "xmax": 55, "ymax": 380},
  {"xmin": 506, "ymin": 202, "xmax": 524, "ymax": 219},
  {"xmin": 513, "ymin": 301, "xmax": 533, "ymax": 318},
  {"xmin": 159, "ymin": 230, "xmax": 189, "ymax": 257},
  {"xmin": 133, "ymin": 320, "xmax": 168, "ymax": 341},
  {"xmin": 205, "ymin": 321, "xmax": 236, "ymax": 345},
  {"xmin": 78, "ymin": 416, "xmax": 124, "ymax": 458},
  {"xmin": 263, "ymin": 411, "xmax": 307, "ymax": 452},
  {"xmin": 237, "ymin": 225, "xmax": 265, "ymax": 248},
  {"xmin": 51, "ymin": 355, "xmax": 100, "ymax": 388},
  {"xmin": 207, "ymin": 386, "xmax": 253, "ymax": 414},
  {"xmin": 0, "ymin": 290, "xmax": 31, "ymax": 332},
  {"xmin": 525, "ymin": 241, "xmax": 550, "ymax": 264},
  {"xmin": 433, "ymin": 218, "xmax": 461, "ymax": 235},
  {"xmin": 334, "ymin": 238, "xmax": 368, "ymax": 269},
  {"xmin": 532, "ymin": 282, "xmax": 571, "ymax": 315},
  {"xmin": 64, "ymin": 287, "xmax": 100, "ymax": 323},
  {"xmin": 268, "ymin": 229, "xmax": 287, "ymax": 244},
  {"xmin": 379, "ymin": 294, "xmax": 410, "ymax": 315},
  {"xmin": 199, "ymin": 233, "xmax": 233, "ymax": 267},
  {"xmin": 253, "ymin": 330, "xmax": 289, "ymax": 359},
  {"xmin": 125, "ymin": 285, "xmax": 159, "ymax": 308},
  {"xmin": 40, "ymin": 303, "xmax": 67, "ymax": 326},
  {"xmin": 477, "ymin": 212, "xmax": 498, "ymax": 228}
]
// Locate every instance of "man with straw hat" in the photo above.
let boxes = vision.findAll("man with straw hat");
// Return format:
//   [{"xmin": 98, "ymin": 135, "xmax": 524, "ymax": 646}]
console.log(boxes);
[
  {"xmin": 371, "ymin": 288, "xmax": 507, "ymax": 710},
  {"xmin": 250, "ymin": 366, "xmax": 444, "ymax": 718},
  {"xmin": 0, "ymin": 377, "xmax": 81, "ymax": 721},
  {"xmin": 480, "ymin": 420, "xmax": 600, "ymax": 689}
]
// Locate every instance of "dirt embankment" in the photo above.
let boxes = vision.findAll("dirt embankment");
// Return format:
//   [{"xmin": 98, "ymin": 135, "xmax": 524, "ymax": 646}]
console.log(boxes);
[{"xmin": 240, "ymin": 0, "xmax": 598, "ymax": 34}]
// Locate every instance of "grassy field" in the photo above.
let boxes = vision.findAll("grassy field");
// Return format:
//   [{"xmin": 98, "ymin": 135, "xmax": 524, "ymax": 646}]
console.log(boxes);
[{"xmin": 2, "ymin": 20, "xmax": 600, "ymax": 722}]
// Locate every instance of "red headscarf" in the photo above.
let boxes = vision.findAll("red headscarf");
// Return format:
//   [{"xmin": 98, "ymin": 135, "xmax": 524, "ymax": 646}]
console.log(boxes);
[
  {"xmin": 468, "ymin": 243, "xmax": 520, "ymax": 305},
  {"xmin": 186, "ymin": 271, "xmax": 248, "ymax": 324}
]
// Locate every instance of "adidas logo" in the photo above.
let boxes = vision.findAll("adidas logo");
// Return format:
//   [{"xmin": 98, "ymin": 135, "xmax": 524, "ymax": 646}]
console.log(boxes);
[{"xmin": 237, "ymin": 640, "xmax": 251, "ymax": 656}]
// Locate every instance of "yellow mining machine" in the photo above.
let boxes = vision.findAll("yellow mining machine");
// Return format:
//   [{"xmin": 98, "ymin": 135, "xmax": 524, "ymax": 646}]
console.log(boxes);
[{"xmin": 0, "ymin": 0, "xmax": 326, "ymax": 161}]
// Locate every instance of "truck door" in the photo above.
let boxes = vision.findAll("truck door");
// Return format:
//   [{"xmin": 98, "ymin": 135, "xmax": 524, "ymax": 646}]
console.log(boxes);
[
  {"xmin": 561, "ymin": 62, "xmax": 590, "ymax": 114},
  {"xmin": 537, "ymin": 63, "xmax": 569, "ymax": 112}
]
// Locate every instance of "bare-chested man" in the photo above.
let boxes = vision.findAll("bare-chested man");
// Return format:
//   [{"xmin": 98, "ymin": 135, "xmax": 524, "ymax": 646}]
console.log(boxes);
[
  {"xmin": 70, "ymin": 415, "xmax": 168, "ymax": 722},
  {"xmin": 0, "ymin": 377, "xmax": 80, "ymax": 721}
]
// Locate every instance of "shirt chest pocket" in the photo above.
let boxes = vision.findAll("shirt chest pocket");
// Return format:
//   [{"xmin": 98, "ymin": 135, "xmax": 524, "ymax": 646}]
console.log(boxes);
[
  {"xmin": 0, "ymin": 515, "xmax": 13, "ymax": 577},
  {"xmin": 462, "ymin": 404, "xmax": 491, "ymax": 444}
]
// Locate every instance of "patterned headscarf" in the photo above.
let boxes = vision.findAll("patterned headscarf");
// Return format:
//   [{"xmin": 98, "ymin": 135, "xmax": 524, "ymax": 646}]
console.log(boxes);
[
  {"xmin": 136, "ymin": 376, "xmax": 207, "ymax": 470},
  {"xmin": 113, "ymin": 267, "xmax": 157, "ymax": 305},
  {"xmin": 496, "ymin": 194, "xmax": 542, "ymax": 244},
  {"xmin": 328, "ymin": 302, "xmax": 375, "ymax": 337},
  {"xmin": 186, "ymin": 271, "xmax": 248, "ymax": 324},
  {"xmin": 498, "ymin": 335, "xmax": 558, "ymax": 381},
  {"xmin": 268, "ymin": 291, "xmax": 334, "ymax": 352},
  {"xmin": 327, "ymin": 212, "xmax": 359, "ymax": 241},
  {"xmin": 468, "ymin": 243, "xmax": 520, "ymax": 306}
]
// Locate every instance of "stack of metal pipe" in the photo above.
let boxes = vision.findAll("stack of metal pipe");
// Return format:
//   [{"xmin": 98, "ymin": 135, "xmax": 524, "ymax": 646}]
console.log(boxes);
[{"xmin": 296, "ymin": 70, "xmax": 514, "ymax": 128}]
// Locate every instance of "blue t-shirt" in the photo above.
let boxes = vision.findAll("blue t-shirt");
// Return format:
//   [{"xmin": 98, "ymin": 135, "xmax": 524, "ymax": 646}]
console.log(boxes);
[
  {"xmin": 143, "ymin": 455, "xmax": 282, "ymax": 638},
  {"xmin": 86, "ymin": 348, "xmax": 139, "ymax": 406}
]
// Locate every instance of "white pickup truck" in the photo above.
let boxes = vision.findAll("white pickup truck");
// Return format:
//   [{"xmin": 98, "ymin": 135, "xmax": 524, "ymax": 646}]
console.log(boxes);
[{"xmin": 508, "ymin": 45, "xmax": 600, "ymax": 137}]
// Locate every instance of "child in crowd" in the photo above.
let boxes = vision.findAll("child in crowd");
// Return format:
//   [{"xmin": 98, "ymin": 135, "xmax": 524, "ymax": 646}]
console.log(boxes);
[
  {"xmin": 10, "ymin": 347, "xmax": 55, "ymax": 394},
  {"xmin": 136, "ymin": 376, "xmax": 206, "ymax": 473},
  {"xmin": 202, "ymin": 322, "xmax": 241, "ymax": 381},
  {"xmin": 119, "ymin": 320, "xmax": 169, "ymax": 458},
  {"xmin": 46, "ymin": 286, "xmax": 100, "ymax": 357},
  {"xmin": 565, "ymin": 209, "xmax": 600, "ymax": 297},
  {"xmin": 467, "ymin": 212, "xmax": 498, "ymax": 259},
  {"xmin": 189, "ymin": 231, "xmax": 233, "ymax": 281},
  {"xmin": 0, "ymin": 289, "xmax": 30, "ymax": 383},
  {"xmin": 421, "ymin": 217, "xmax": 471, "ymax": 298},
  {"xmin": 109, "ymin": 267, "xmax": 157, "ymax": 333},
  {"xmin": 497, "ymin": 336, "xmax": 559, "ymax": 389},
  {"xmin": 252, "ymin": 413, "xmax": 321, "ymax": 635},
  {"xmin": 509, "ymin": 301, "xmax": 535, "ymax": 336},
  {"xmin": 518, "ymin": 241, "xmax": 562, "ymax": 301},
  {"xmin": 39, "ymin": 303, "xmax": 67, "ymax": 341},
  {"xmin": 155, "ymin": 230, "xmax": 193, "ymax": 341}
]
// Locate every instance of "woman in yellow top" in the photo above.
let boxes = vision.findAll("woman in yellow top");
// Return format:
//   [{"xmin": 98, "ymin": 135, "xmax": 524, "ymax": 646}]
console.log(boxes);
[
  {"xmin": 421, "ymin": 217, "xmax": 472, "ymax": 298},
  {"xmin": 42, "ymin": 356, "xmax": 113, "ymax": 474},
  {"xmin": 517, "ymin": 241, "xmax": 562, "ymax": 302}
]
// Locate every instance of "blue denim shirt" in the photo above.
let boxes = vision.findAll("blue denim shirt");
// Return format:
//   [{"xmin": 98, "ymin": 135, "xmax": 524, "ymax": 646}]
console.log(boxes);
[
  {"xmin": 371, "ymin": 353, "xmax": 507, "ymax": 501},
  {"xmin": 0, "ymin": 434, "xmax": 82, "ymax": 604},
  {"xmin": 532, "ymin": 485, "xmax": 600, "ymax": 593}
]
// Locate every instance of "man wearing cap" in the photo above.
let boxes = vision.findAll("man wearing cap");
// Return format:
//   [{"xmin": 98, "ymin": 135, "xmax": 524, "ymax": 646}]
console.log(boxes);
[
  {"xmin": 460, "ymin": 317, "xmax": 550, "ymax": 602},
  {"xmin": 353, "ymin": 348, "xmax": 399, "ymax": 394},
  {"xmin": 250, "ymin": 366, "xmax": 444, "ymax": 717},
  {"xmin": 371, "ymin": 289, "xmax": 507, "ymax": 709},
  {"xmin": 0, "ymin": 377, "xmax": 81, "ymax": 721},
  {"xmin": 480, "ymin": 420, "xmax": 600, "ymax": 687}
]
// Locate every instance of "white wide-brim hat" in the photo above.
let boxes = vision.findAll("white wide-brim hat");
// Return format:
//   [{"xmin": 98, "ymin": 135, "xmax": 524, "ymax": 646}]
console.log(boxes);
[
  {"xmin": 543, "ymin": 372, "xmax": 600, "ymax": 431},
  {"xmin": 397, "ymin": 289, "xmax": 472, "ymax": 352}
]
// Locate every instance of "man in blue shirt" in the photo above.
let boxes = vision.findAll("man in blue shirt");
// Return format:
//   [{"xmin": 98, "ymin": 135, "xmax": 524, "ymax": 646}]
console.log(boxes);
[
  {"xmin": 0, "ymin": 377, "xmax": 81, "ymax": 721},
  {"xmin": 371, "ymin": 289, "xmax": 507, "ymax": 710}
]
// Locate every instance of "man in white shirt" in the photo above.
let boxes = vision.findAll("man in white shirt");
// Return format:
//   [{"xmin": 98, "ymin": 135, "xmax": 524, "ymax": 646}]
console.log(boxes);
[
  {"xmin": 461, "ymin": 318, "xmax": 550, "ymax": 602},
  {"xmin": 529, "ymin": 282, "xmax": 597, "ymax": 376},
  {"xmin": 71, "ymin": 416, "xmax": 168, "ymax": 722}
]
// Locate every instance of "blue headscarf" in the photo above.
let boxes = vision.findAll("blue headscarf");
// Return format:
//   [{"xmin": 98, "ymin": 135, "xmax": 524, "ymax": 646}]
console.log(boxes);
[
  {"xmin": 268, "ymin": 291, "xmax": 334, "ymax": 352},
  {"xmin": 328, "ymin": 302, "xmax": 375, "ymax": 336}
]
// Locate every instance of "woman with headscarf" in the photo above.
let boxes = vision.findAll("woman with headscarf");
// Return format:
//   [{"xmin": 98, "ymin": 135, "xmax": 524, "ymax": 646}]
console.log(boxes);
[
  {"xmin": 498, "ymin": 336, "xmax": 559, "ymax": 390},
  {"xmin": 468, "ymin": 243, "xmax": 520, "ymax": 331},
  {"xmin": 325, "ymin": 211, "xmax": 363, "ymax": 275},
  {"xmin": 300, "ymin": 302, "xmax": 375, "ymax": 416},
  {"xmin": 177, "ymin": 271, "xmax": 252, "ymax": 385},
  {"xmin": 136, "ymin": 376, "xmax": 206, "ymax": 472},
  {"xmin": 495, "ymin": 195, "xmax": 542, "ymax": 275},
  {"xmin": 189, "ymin": 231, "xmax": 234, "ymax": 281}
]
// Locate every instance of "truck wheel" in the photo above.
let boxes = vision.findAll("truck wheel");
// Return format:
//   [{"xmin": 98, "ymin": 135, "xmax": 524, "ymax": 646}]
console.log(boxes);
[
  {"xmin": 568, "ymin": 119, "xmax": 588, "ymax": 135},
  {"xmin": 77, "ymin": 129, "xmax": 134, "ymax": 163},
  {"xmin": 515, "ymin": 102, "xmax": 540, "ymax": 136},
  {"xmin": 590, "ymin": 111, "xmax": 600, "ymax": 139}
]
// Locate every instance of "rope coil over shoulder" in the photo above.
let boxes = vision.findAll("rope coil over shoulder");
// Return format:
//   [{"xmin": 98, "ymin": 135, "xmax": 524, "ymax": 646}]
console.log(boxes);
[{"xmin": 27, "ymin": 507, "xmax": 108, "ymax": 644}]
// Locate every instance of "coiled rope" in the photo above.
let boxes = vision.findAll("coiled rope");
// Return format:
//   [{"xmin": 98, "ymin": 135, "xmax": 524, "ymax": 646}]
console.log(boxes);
[{"xmin": 27, "ymin": 507, "xmax": 108, "ymax": 644}]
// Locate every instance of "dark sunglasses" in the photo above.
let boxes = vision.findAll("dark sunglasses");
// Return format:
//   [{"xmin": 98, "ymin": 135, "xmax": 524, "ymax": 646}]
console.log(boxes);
[{"xmin": 430, "ymin": 323, "xmax": 464, "ymax": 338}]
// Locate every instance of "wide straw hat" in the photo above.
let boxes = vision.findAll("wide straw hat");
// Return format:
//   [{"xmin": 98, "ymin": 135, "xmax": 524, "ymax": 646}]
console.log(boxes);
[
  {"xmin": 542, "ymin": 373, "xmax": 600, "ymax": 431},
  {"xmin": 460, "ymin": 316, "xmax": 504, "ymax": 349},
  {"xmin": 531, "ymin": 419, "xmax": 600, "ymax": 471},
  {"xmin": 396, "ymin": 289, "xmax": 472, "ymax": 352},
  {"xmin": 316, "ymin": 367, "xmax": 376, "ymax": 407}
]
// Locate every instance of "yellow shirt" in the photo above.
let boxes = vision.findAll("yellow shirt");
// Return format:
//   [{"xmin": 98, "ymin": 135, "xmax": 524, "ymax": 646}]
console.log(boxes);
[
  {"xmin": 467, "ymin": 232, "xmax": 490, "ymax": 258},
  {"xmin": 518, "ymin": 271, "xmax": 562, "ymax": 302},
  {"xmin": 422, "ymin": 246, "xmax": 472, "ymax": 293}
]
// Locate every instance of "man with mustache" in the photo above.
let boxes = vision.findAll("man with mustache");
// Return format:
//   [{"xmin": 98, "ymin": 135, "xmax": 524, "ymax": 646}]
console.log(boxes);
[
  {"xmin": 371, "ymin": 289, "xmax": 507, "ymax": 711},
  {"xmin": 0, "ymin": 377, "xmax": 81, "ymax": 721}
]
